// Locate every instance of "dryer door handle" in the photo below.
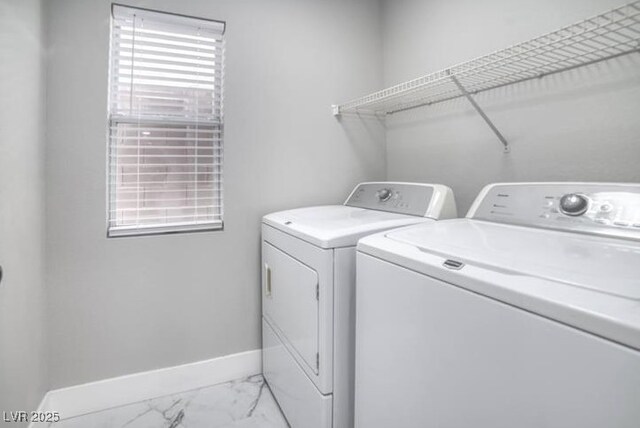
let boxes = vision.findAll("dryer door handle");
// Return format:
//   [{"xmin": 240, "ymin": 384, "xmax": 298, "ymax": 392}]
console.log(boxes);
[{"xmin": 265, "ymin": 263, "xmax": 272, "ymax": 298}]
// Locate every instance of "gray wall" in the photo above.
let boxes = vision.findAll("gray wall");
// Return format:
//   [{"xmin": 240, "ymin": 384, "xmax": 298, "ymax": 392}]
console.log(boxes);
[
  {"xmin": 0, "ymin": 0, "xmax": 47, "ymax": 416},
  {"xmin": 382, "ymin": 0, "xmax": 640, "ymax": 213},
  {"xmin": 45, "ymin": 0, "xmax": 385, "ymax": 388}
]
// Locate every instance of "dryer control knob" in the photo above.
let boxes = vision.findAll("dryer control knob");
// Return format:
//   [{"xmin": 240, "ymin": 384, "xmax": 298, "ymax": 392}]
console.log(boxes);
[
  {"xmin": 559, "ymin": 193, "xmax": 589, "ymax": 216},
  {"xmin": 377, "ymin": 188, "xmax": 393, "ymax": 202}
]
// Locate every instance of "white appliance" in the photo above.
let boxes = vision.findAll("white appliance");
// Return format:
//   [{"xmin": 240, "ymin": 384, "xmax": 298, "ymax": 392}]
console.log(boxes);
[
  {"xmin": 261, "ymin": 182, "xmax": 457, "ymax": 428},
  {"xmin": 355, "ymin": 182, "xmax": 640, "ymax": 428}
]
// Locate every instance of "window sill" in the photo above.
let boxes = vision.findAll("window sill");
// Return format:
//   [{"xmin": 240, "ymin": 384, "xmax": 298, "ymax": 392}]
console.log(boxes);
[{"xmin": 107, "ymin": 221, "xmax": 224, "ymax": 238}]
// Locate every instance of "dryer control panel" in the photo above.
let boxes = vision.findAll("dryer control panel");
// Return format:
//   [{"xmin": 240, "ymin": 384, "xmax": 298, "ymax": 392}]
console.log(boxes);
[
  {"xmin": 345, "ymin": 182, "xmax": 441, "ymax": 217},
  {"xmin": 469, "ymin": 183, "xmax": 640, "ymax": 240}
]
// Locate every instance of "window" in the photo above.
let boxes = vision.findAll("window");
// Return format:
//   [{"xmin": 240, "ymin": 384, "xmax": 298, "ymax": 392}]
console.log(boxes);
[{"xmin": 107, "ymin": 4, "xmax": 225, "ymax": 237}]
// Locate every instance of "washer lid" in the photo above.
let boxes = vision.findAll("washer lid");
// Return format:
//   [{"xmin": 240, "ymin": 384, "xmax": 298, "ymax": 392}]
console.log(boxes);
[
  {"xmin": 389, "ymin": 219, "xmax": 640, "ymax": 299},
  {"xmin": 358, "ymin": 219, "xmax": 640, "ymax": 349},
  {"xmin": 263, "ymin": 205, "xmax": 432, "ymax": 249}
]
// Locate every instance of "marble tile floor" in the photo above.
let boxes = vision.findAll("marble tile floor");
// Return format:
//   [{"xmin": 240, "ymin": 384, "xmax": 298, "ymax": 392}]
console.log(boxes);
[{"xmin": 49, "ymin": 375, "xmax": 290, "ymax": 428}]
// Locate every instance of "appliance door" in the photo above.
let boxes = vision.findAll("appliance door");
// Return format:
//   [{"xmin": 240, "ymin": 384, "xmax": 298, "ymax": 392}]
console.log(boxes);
[
  {"xmin": 355, "ymin": 252, "xmax": 640, "ymax": 428},
  {"xmin": 262, "ymin": 224, "xmax": 334, "ymax": 394},
  {"xmin": 263, "ymin": 319, "xmax": 332, "ymax": 428}
]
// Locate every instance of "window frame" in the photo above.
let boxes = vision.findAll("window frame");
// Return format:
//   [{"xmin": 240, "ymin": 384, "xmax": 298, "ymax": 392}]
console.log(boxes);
[{"xmin": 106, "ymin": 3, "xmax": 226, "ymax": 238}]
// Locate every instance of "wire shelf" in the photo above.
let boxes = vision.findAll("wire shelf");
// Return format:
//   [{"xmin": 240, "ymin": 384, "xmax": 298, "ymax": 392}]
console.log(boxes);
[{"xmin": 333, "ymin": 1, "xmax": 640, "ymax": 116}]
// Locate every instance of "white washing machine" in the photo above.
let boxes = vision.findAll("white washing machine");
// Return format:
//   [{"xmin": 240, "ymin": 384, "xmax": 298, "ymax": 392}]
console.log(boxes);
[
  {"xmin": 355, "ymin": 182, "xmax": 640, "ymax": 428},
  {"xmin": 261, "ymin": 182, "xmax": 457, "ymax": 428}
]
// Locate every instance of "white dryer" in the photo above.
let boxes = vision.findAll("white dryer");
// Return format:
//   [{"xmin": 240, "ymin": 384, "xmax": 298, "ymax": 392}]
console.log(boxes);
[
  {"xmin": 355, "ymin": 182, "xmax": 640, "ymax": 428},
  {"xmin": 261, "ymin": 182, "xmax": 457, "ymax": 428}
]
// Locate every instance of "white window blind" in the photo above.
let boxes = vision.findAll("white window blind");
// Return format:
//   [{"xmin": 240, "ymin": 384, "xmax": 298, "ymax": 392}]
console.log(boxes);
[{"xmin": 108, "ymin": 4, "xmax": 225, "ymax": 237}]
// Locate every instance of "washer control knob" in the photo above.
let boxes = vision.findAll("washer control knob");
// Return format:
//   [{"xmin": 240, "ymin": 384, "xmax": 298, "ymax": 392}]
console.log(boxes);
[
  {"xmin": 559, "ymin": 193, "xmax": 589, "ymax": 216},
  {"xmin": 376, "ymin": 188, "xmax": 393, "ymax": 202}
]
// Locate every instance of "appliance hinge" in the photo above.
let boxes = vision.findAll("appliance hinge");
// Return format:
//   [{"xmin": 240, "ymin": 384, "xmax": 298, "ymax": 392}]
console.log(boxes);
[
  {"xmin": 316, "ymin": 283, "xmax": 319, "ymax": 300},
  {"xmin": 316, "ymin": 352, "xmax": 320, "ymax": 370}
]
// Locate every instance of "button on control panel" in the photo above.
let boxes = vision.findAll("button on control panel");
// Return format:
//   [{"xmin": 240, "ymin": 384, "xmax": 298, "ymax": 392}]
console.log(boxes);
[
  {"xmin": 471, "ymin": 183, "xmax": 640, "ymax": 240},
  {"xmin": 376, "ymin": 188, "xmax": 393, "ymax": 202},
  {"xmin": 345, "ymin": 182, "xmax": 435, "ymax": 216},
  {"xmin": 559, "ymin": 193, "xmax": 589, "ymax": 216}
]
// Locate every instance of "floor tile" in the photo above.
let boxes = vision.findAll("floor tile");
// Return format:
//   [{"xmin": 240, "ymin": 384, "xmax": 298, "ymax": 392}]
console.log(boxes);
[{"xmin": 50, "ymin": 375, "xmax": 289, "ymax": 428}]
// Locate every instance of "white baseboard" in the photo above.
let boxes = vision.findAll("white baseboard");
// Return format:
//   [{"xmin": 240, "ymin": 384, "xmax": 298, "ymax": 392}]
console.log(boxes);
[{"xmin": 29, "ymin": 349, "xmax": 261, "ymax": 426}]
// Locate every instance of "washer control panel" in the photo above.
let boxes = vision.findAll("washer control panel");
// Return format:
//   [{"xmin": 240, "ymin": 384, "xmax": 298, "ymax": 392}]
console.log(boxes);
[
  {"xmin": 470, "ymin": 183, "xmax": 640, "ymax": 240},
  {"xmin": 345, "ymin": 182, "xmax": 434, "ymax": 216}
]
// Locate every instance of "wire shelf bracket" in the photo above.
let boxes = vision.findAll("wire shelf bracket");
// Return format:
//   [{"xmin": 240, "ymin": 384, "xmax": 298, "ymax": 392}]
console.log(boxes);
[
  {"xmin": 449, "ymin": 74, "xmax": 510, "ymax": 153},
  {"xmin": 332, "ymin": 1, "xmax": 640, "ymax": 153}
]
